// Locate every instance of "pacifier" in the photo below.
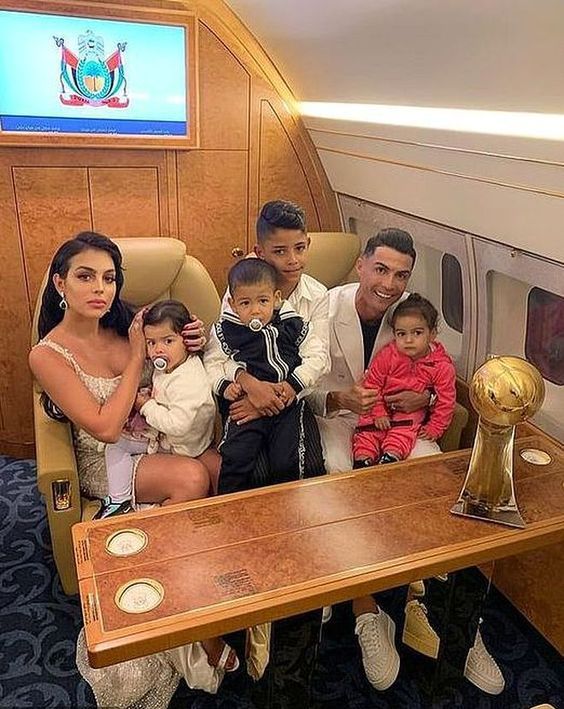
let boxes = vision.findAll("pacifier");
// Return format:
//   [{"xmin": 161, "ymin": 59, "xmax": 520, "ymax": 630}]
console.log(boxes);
[
  {"xmin": 249, "ymin": 318, "xmax": 263, "ymax": 332},
  {"xmin": 152, "ymin": 356, "xmax": 168, "ymax": 371}
]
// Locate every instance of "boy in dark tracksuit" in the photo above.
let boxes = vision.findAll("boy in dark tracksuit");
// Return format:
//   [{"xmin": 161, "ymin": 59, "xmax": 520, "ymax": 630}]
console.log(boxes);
[{"xmin": 211, "ymin": 259, "xmax": 326, "ymax": 494}]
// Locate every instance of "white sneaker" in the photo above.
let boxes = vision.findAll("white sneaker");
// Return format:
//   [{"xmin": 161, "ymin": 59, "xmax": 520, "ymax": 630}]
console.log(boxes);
[
  {"xmin": 464, "ymin": 628, "xmax": 505, "ymax": 695},
  {"xmin": 355, "ymin": 610, "xmax": 400, "ymax": 691}
]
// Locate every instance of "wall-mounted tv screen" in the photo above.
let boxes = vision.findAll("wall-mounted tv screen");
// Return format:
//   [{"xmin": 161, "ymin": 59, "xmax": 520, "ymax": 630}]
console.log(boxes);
[{"xmin": 0, "ymin": 6, "xmax": 195, "ymax": 147}]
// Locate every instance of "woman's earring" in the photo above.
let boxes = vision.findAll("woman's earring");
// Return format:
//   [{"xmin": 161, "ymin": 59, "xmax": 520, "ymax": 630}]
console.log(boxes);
[{"xmin": 59, "ymin": 292, "xmax": 68, "ymax": 311}]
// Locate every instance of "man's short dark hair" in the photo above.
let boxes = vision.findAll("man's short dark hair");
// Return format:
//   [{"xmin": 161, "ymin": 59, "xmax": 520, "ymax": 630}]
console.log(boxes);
[
  {"xmin": 228, "ymin": 258, "xmax": 278, "ymax": 294},
  {"xmin": 363, "ymin": 228, "xmax": 416, "ymax": 267},
  {"xmin": 256, "ymin": 200, "xmax": 306, "ymax": 243}
]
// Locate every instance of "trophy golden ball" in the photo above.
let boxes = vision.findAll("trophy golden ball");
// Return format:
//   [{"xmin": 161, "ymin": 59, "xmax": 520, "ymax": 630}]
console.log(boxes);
[{"xmin": 470, "ymin": 356, "xmax": 545, "ymax": 426}]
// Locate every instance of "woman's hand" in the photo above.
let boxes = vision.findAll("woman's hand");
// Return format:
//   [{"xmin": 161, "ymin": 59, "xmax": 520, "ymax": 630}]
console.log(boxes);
[
  {"xmin": 182, "ymin": 317, "xmax": 206, "ymax": 354},
  {"xmin": 128, "ymin": 309, "xmax": 147, "ymax": 363}
]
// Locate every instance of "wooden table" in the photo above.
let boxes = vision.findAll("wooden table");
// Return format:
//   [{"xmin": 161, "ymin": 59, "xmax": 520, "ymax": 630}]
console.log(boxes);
[{"xmin": 73, "ymin": 433, "xmax": 564, "ymax": 669}]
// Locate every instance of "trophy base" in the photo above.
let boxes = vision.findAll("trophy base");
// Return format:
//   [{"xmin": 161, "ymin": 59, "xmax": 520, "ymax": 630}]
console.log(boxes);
[{"xmin": 450, "ymin": 500, "xmax": 526, "ymax": 529}]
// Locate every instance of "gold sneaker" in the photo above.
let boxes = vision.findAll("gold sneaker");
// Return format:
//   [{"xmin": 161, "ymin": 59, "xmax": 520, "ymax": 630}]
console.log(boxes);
[
  {"xmin": 408, "ymin": 580, "xmax": 425, "ymax": 597},
  {"xmin": 246, "ymin": 623, "xmax": 271, "ymax": 681},
  {"xmin": 402, "ymin": 600, "xmax": 440, "ymax": 659}
]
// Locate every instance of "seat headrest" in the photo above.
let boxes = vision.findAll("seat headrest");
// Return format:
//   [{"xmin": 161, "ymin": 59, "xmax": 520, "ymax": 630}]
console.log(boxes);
[
  {"xmin": 115, "ymin": 238, "xmax": 186, "ymax": 306},
  {"xmin": 305, "ymin": 232, "xmax": 361, "ymax": 288},
  {"xmin": 31, "ymin": 237, "xmax": 220, "ymax": 345}
]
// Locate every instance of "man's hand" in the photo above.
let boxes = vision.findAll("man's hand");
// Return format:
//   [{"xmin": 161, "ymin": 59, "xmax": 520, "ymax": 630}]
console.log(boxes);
[
  {"xmin": 237, "ymin": 372, "xmax": 285, "ymax": 416},
  {"xmin": 328, "ymin": 383, "xmax": 378, "ymax": 416},
  {"xmin": 384, "ymin": 390, "xmax": 430, "ymax": 414},
  {"xmin": 278, "ymin": 381, "xmax": 296, "ymax": 408},
  {"xmin": 373, "ymin": 416, "xmax": 391, "ymax": 430},
  {"xmin": 181, "ymin": 317, "xmax": 206, "ymax": 354},
  {"xmin": 224, "ymin": 381, "xmax": 243, "ymax": 402},
  {"xmin": 418, "ymin": 426, "xmax": 437, "ymax": 441},
  {"xmin": 229, "ymin": 396, "xmax": 262, "ymax": 425}
]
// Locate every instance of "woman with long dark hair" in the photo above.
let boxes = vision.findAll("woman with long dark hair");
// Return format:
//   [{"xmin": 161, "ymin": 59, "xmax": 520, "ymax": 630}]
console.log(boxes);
[
  {"xmin": 31, "ymin": 231, "xmax": 211, "ymax": 505},
  {"xmin": 30, "ymin": 232, "xmax": 234, "ymax": 706}
]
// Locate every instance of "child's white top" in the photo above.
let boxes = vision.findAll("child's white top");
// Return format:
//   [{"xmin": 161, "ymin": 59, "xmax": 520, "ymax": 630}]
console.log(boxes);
[{"xmin": 140, "ymin": 356, "xmax": 215, "ymax": 457}]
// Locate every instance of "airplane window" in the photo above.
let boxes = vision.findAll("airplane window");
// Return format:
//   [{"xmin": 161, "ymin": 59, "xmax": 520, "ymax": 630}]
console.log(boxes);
[
  {"xmin": 525, "ymin": 287, "xmax": 564, "ymax": 386},
  {"xmin": 441, "ymin": 253, "xmax": 463, "ymax": 333}
]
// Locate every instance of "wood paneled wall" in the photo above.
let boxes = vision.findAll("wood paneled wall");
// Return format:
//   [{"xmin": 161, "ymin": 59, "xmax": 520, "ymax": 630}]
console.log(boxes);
[{"xmin": 0, "ymin": 0, "xmax": 340, "ymax": 458}]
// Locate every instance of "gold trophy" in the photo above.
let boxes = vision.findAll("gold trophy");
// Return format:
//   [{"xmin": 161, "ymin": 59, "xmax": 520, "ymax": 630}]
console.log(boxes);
[{"xmin": 451, "ymin": 356, "xmax": 545, "ymax": 528}]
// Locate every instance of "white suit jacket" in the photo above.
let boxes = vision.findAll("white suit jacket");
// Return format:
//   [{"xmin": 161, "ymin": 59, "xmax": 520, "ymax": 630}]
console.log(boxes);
[
  {"xmin": 307, "ymin": 284, "xmax": 441, "ymax": 472},
  {"xmin": 308, "ymin": 283, "xmax": 408, "ymax": 417}
]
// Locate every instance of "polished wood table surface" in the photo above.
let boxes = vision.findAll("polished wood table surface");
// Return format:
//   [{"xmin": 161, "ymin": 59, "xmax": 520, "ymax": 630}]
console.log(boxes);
[{"xmin": 73, "ymin": 433, "xmax": 564, "ymax": 668}]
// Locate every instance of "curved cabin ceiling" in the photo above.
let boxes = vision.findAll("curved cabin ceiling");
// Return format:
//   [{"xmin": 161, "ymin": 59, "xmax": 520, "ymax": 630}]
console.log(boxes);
[
  {"xmin": 228, "ymin": 0, "xmax": 564, "ymax": 112},
  {"xmin": 228, "ymin": 0, "xmax": 564, "ymax": 265}
]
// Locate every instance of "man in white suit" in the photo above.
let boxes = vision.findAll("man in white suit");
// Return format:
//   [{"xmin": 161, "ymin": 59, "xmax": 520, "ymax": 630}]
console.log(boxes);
[
  {"xmin": 308, "ymin": 229, "xmax": 438, "ymax": 474},
  {"xmin": 309, "ymin": 229, "xmax": 504, "ymax": 695}
]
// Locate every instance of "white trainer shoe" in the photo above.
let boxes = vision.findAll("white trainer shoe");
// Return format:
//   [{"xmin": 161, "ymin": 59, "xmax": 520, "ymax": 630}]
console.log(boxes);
[
  {"xmin": 464, "ymin": 627, "xmax": 505, "ymax": 695},
  {"xmin": 355, "ymin": 610, "xmax": 400, "ymax": 691}
]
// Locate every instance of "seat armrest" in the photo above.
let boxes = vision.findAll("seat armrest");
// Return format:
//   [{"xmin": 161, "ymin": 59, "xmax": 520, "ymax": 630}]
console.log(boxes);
[
  {"xmin": 33, "ymin": 390, "xmax": 81, "ymax": 594},
  {"xmin": 34, "ymin": 391, "xmax": 79, "ymax": 497},
  {"xmin": 438, "ymin": 402, "xmax": 469, "ymax": 453}
]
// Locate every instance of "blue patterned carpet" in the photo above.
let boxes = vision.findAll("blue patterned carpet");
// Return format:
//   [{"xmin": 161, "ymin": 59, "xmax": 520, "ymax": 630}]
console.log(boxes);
[{"xmin": 1, "ymin": 455, "xmax": 562, "ymax": 708}]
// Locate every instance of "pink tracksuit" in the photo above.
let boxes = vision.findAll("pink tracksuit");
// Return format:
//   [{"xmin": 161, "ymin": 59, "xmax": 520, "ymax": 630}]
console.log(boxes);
[{"xmin": 353, "ymin": 340, "xmax": 456, "ymax": 461}]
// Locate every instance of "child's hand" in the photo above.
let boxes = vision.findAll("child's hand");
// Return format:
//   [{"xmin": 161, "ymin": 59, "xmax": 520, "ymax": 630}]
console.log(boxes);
[
  {"xmin": 224, "ymin": 381, "xmax": 243, "ymax": 402},
  {"xmin": 373, "ymin": 416, "xmax": 391, "ymax": 430},
  {"xmin": 135, "ymin": 389, "xmax": 152, "ymax": 410},
  {"xmin": 418, "ymin": 427, "xmax": 437, "ymax": 441},
  {"xmin": 277, "ymin": 381, "xmax": 296, "ymax": 407}
]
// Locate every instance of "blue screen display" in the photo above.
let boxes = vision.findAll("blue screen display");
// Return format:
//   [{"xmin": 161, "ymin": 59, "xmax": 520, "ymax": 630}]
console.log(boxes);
[{"xmin": 0, "ymin": 10, "xmax": 187, "ymax": 136}]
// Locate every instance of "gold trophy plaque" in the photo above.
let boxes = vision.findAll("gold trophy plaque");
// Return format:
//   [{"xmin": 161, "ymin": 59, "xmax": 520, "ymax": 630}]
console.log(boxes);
[{"xmin": 451, "ymin": 356, "xmax": 545, "ymax": 528}]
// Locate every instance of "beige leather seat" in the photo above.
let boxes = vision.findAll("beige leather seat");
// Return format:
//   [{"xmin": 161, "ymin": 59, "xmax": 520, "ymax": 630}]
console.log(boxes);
[
  {"xmin": 31, "ymin": 237, "xmax": 220, "ymax": 595},
  {"xmin": 306, "ymin": 231, "xmax": 361, "ymax": 287}
]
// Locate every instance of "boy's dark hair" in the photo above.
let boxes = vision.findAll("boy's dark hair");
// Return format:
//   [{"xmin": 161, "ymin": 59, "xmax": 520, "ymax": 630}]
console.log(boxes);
[
  {"xmin": 256, "ymin": 200, "xmax": 306, "ymax": 243},
  {"xmin": 363, "ymin": 228, "xmax": 416, "ymax": 267},
  {"xmin": 391, "ymin": 293, "xmax": 439, "ymax": 331},
  {"xmin": 228, "ymin": 259, "xmax": 278, "ymax": 294},
  {"xmin": 143, "ymin": 300, "xmax": 192, "ymax": 334}
]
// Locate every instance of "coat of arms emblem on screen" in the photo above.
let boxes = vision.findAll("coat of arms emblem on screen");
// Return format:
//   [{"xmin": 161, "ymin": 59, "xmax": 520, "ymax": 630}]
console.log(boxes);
[{"xmin": 53, "ymin": 30, "xmax": 129, "ymax": 107}]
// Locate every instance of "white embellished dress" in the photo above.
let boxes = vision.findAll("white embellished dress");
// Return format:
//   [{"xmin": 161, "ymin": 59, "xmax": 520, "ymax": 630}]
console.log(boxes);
[{"xmin": 35, "ymin": 339, "xmax": 212, "ymax": 708}]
